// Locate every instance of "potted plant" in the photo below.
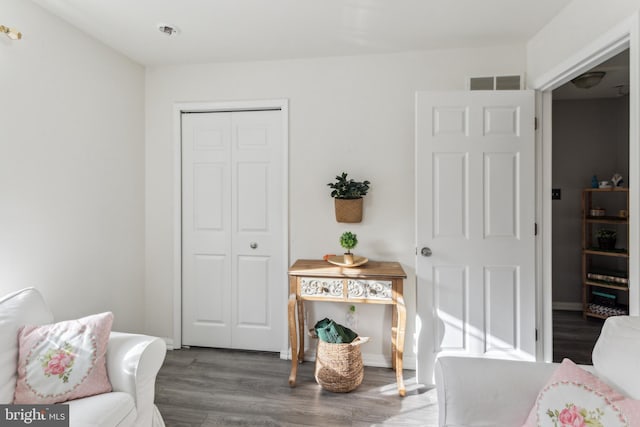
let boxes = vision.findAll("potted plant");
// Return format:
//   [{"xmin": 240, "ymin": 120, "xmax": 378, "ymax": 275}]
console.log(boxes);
[
  {"xmin": 339, "ymin": 231, "xmax": 358, "ymax": 265},
  {"xmin": 327, "ymin": 172, "xmax": 371, "ymax": 223},
  {"xmin": 597, "ymin": 229, "xmax": 617, "ymax": 250}
]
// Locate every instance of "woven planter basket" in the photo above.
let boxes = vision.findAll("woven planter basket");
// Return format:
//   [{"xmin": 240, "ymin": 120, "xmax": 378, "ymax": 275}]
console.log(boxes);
[
  {"xmin": 334, "ymin": 198, "xmax": 363, "ymax": 223},
  {"xmin": 314, "ymin": 336, "xmax": 369, "ymax": 393}
]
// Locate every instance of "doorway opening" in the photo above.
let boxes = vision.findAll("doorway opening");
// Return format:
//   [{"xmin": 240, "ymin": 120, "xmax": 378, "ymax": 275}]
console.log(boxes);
[{"xmin": 550, "ymin": 49, "xmax": 630, "ymax": 364}]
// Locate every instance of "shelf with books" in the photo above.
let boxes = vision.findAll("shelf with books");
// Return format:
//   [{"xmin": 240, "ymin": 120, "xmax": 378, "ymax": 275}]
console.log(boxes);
[
  {"xmin": 584, "ymin": 280, "xmax": 628, "ymax": 292},
  {"xmin": 582, "ymin": 187, "xmax": 629, "ymax": 319}
]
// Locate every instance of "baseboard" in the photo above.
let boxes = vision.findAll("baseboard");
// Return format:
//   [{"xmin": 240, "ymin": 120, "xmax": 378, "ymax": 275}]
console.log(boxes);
[
  {"xmin": 553, "ymin": 302, "xmax": 583, "ymax": 311},
  {"xmin": 163, "ymin": 337, "xmax": 175, "ymax": 350}
]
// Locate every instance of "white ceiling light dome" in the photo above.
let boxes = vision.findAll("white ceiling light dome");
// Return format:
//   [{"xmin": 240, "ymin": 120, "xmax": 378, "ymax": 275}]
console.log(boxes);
[{"xmin": 571, "ymin": 71, "xmax": 606, "ymax": 89}]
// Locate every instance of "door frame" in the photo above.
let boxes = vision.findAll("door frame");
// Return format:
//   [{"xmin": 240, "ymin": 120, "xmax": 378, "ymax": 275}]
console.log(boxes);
[
  {"xmin": 171, "ymin": 99, "xmax": 289, "ymax": 356},
  {"xmin": 532, "ymin": 13, "xmax": 639, "ymax": 361}
]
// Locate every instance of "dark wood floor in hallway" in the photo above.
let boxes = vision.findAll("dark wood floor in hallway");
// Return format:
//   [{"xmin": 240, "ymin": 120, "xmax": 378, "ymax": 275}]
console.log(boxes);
[
  {"xmin": 155, "ymin": 347, "xmax": 438, "ymax": 427},
  {"xmin": 553, "ymin": 309, "xmax": 604, "ymax": 365}
]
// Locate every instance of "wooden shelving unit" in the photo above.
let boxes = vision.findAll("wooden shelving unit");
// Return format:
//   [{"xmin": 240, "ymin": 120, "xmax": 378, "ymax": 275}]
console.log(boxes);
[{"xmin": 582, "ymin": 188, "xmax": 629, "ymax": 319}]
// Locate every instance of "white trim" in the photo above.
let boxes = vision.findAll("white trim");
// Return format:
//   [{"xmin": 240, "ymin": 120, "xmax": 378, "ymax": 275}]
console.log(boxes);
[
  {"xmin": 172, "ymin": 99, "xmax": 290, "ymax": 351},
  {"xmin": 532, "ymin": 12, "xmax": 639, "ymax": 362},
  {"xmin": 532, "ymin": 16, "xmax": 634, "ymax": 92},
  {"xmin": 629, "ymin": 14, "xmax": 640, "ymax": 317},
  {"xmin": 541, "ymin": 91, "xmax": 553, "ymax": 363},
  {"xmin": 162, "ymin": 337, "xmax": 175, "ymax": 351},
  {"xmin": 534, "ymin": 90, "xmax": 545, "ymax": 361}
]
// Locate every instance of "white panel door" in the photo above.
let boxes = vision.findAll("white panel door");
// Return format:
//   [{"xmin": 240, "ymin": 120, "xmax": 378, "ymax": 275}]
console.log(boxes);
[
  {"xmin": 182, "ymin": 110, "xmax": 284, "ymax": 352},
  {"xmin": 416, "ymin": 91, "xmax": 536, "ymax": 383}
]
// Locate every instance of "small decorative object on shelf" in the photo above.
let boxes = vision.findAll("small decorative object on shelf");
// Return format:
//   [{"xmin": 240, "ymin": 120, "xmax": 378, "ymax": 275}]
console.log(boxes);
[
  {"xmin": 340, "ymin": 231, "xmax": 357, "ymax": 265},
  {"xmin": 596, "ymin": 229, "xmax": 617, "ymax": 250},
  {"xmin": 325, "ymin": 231, "xmax": 368, "ymax": 267},
  {"xmin": 611, "ymin": 173, "xmax": 624, "ymax": 187},
  {"xmin": 582, "ymin": 187, "xmax": 629, "ymax": 319},
  {"xmin": 591, "ymin": 175, "xmax": 599, "ymax": 188},
  {"xmin": 328, "ymin": 172, "xmax": 371, "ymax": 223}
]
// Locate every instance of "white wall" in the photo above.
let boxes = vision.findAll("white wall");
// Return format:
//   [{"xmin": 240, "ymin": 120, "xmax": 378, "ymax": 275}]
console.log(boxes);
[
  {"xmin": 145, "ymin": 45, "xmax": 526, "ymax": 366},
  {"xmin": 0, "ymin": 1, "xmax": 146, "ymax": 332},
  {"xmin": 527, "ymin": 0, "xmax": 640, "ymax": 84},
  {"xmin": 552, "ymin": 97, "xmax": 630, "ymax": 307}
]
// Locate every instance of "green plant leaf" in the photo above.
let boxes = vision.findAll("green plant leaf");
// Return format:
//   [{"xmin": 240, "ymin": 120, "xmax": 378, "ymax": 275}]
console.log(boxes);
[{"xmin": 328, "ymin": 172, "xmax": 371, "ymax": 199}]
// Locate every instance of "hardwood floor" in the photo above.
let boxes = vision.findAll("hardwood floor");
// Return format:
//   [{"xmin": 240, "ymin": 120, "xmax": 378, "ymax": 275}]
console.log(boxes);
[
  {"xmin": 552, "ymin": 310, "xmax": 604, "ymax": 365},
  {"xmin": 154, "ymin": 312, "xmax": 602, "ymax": 426},
  {"xmin": 155, "ymin": 347, "xmax": 438, "ymax": 427}
]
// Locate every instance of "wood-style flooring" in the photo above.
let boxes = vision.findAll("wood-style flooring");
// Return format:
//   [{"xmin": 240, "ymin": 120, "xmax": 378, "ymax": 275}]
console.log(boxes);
[
  {"xmin": 155, "ymin": 312, "xmax": 601, "ymax": 426},
  {"xmin": 552, "ymin": 310, "xmax": 604, "ymax": 365},
  {"xmin": 155, "ymin": 347, "xmax": 438, "ymax": 427}
]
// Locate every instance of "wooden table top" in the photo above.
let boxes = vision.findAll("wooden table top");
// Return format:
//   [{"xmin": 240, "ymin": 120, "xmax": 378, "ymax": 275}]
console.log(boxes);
[{"xmin": 288, "ymin": 259, "xmax": 406, "ymax": 279}]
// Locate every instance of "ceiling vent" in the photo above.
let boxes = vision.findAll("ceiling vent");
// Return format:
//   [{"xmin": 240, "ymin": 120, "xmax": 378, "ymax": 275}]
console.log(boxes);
[
  {"xmin": 468, "ymin": 75, "xmax": 522, "ymax": 91},
  {"xmin": 158, "ymin": 24, "xmax": 179, "ymax": 36}
]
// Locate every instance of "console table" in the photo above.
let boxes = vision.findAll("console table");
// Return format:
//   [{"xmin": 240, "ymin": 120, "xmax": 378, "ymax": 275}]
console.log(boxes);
[{"xmin": 287, "ymin": 259, "xmax": 407, "ymax": 396}]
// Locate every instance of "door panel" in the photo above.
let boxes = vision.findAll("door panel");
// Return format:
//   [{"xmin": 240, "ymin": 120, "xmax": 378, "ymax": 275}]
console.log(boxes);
[
  {"xmin": 484, "ymin": 152, "xmax": 519, "ymax": 238},
  {"xmin": 194, "ymin": 254, "xmax": 227, "ymax": 324},
  {"xmin": 433, "ymin": 265, "xmax": 467, "ymax": 352},
  {"xmin": 484, "ymin": 265, "xmax": 518, "ymax": 352},
  {"xmin": 236, "ymin": 256, "xmax": 270, "ymax": 326},
  {"xmin": 231, "ymin": 111, "xmax": 282, "ymax": 351},
  {"xmin": 433, "ymin": 153, "xmax": 468, "ymax": 238},
  {"xmin": 237, "ymin": 162, "xmax": 269, "ymax": 231},
  {"xmin": 416, "ymin": 91, "xmax": 535, "ymax": 384},
  {"xmin": 194, "ymin": 164, "xmax": 225, "ymax": 230},
  {"xmin": 182, "ymin": 113, "xmax": 232, "ymax": 347}
]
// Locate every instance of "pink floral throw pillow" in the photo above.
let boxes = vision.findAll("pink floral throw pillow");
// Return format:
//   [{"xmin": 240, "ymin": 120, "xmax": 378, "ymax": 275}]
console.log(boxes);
[
  {"xmin": 13, "ymin": 312, "xmax": 114, "ymax": 404},
  {"xmin": 523, "ymin": 358, "xmax": 640, "ymax": 427}
]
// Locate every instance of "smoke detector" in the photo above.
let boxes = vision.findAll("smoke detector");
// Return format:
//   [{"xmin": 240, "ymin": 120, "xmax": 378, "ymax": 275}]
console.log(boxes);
[{"xmin": 158, "ymin": 24, "xmax": 179, "ymax": 36}]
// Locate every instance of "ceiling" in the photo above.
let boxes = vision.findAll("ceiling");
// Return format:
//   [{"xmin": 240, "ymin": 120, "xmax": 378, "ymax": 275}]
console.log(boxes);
[
  {"xmin": 554, "ymin": 49, "xmax": 630, "ymax": 100},
  {"xmin": 32, "ymin": 0, "xmax": 573, "ymax": 66}
]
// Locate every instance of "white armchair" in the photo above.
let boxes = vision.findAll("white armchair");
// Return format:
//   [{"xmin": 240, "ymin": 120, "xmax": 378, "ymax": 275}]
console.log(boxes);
[
  {"xmin": 435, "ymin": 316, "xmax": 640, "ymax": 427},
  {"xmin": 0, "ymin": 287, "xmax": 166, "ymax": 427}
]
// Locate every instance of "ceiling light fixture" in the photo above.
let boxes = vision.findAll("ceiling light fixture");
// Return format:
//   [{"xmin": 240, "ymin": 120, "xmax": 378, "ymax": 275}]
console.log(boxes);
[
  {"xmin": 571, "ymin": 71, "xmax": 606, "ymax": 89},
  {"xmin": 0, "ymin": 25, "xmax": 22, "ymax": 40},
  {"xmin": 158, "ymin": 24, "xmax": 179, "ymax": 36}
]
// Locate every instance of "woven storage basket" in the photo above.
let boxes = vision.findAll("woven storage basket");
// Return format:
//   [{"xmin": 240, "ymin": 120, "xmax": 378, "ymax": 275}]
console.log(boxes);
[
  {"xmin": 334, "ymin": 198, "xmax": 363, "ymax": 223},
  {"xmin": 314, "ymin": 336, "xmax": 369, "ymax": 393}
]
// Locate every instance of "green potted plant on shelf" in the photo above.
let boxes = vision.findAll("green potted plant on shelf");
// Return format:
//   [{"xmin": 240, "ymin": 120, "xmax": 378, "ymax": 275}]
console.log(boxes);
[
  {"xmin": 597, "ymin": 228, "xmax": 617, "ymax": 250},
  {"xmin": 327, "ymin": 172, "xmax": 371, "ymax": 223},
  {"xmin": 339, "ymin": 231, "xmax": 358, "ymax": 265}
]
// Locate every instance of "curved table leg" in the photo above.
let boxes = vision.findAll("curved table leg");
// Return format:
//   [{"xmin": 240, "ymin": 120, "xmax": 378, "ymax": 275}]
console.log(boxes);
[
  {"xmin": 395, "ymin": 295, "xmax": 406, "ymax": 397},
  {"xmin": 288, "ymin": 293, "xmax": 298, "ymax": 387}
]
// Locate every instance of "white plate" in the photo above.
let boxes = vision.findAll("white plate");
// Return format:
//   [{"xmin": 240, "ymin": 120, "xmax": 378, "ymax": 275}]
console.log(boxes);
[{"xmin": 326, "ymin": 255, "xmax": 368, "ymax": 268}]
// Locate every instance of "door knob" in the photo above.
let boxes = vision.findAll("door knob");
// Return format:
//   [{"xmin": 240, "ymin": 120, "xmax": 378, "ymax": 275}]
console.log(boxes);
[
  {"xmin": 250, "ymin": 242, "xmax": 258, "ymax": 249},
  {"xmin": 421, "ymin": 247, "xmax": 432, "ymax": 257}
]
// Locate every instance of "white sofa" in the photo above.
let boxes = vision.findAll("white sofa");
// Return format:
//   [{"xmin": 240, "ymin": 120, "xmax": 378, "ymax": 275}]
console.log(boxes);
[
  {"xmin": 435, "ymin": 315, "xmax": 640, "ymax": 427},
  {"xmin": 0, "ymin": 287, "xmax": 167, "ymax": 427}
]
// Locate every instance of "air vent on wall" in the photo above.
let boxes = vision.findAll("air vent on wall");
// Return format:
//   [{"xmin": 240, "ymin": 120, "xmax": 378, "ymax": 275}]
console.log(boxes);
[{"xmin": 468, "ymin": 75, "xmax": 522, "ymax": 91}]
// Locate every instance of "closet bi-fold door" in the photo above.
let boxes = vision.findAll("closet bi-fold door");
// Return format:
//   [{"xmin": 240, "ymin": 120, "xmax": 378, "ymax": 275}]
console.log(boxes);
[{"xmin": 182, "ymin": 110, "xmax": 284, "ymax": 352}]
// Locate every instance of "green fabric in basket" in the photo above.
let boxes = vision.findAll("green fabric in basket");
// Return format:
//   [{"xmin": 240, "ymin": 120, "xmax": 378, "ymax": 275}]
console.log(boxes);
[{"xmin": 314, "ymin": 318, "xmax": 358, "ymax": 343}]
